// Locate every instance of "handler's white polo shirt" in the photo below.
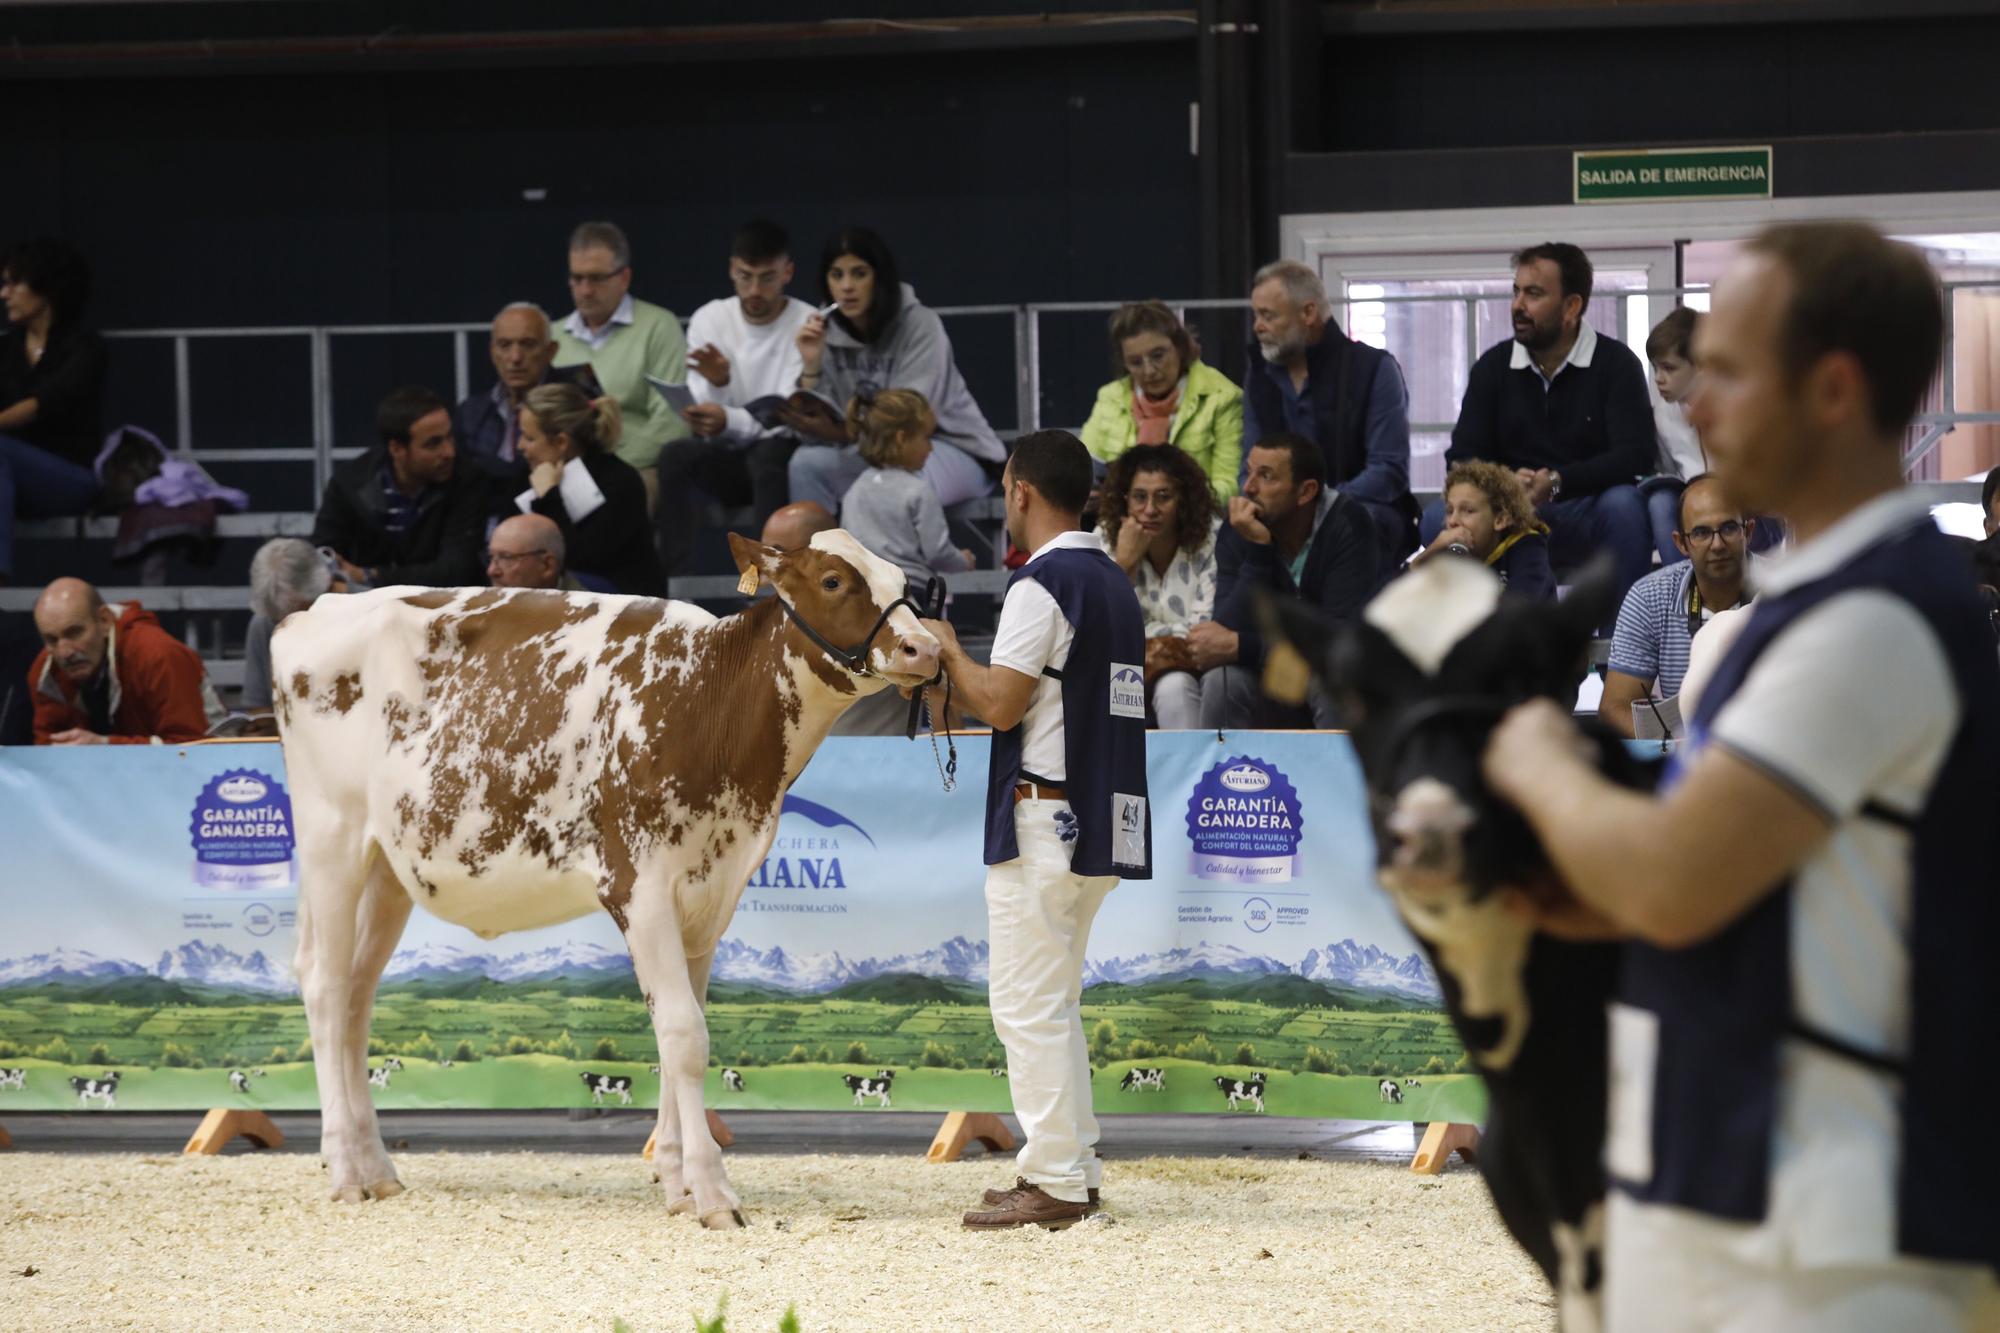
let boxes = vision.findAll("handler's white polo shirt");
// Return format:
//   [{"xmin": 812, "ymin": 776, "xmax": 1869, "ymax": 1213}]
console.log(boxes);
[
  {"xmin": 1613, "ymin": 490, "xmax": 1961, "ymax": 1272},
  {"xmin": 988, "ymin": 531, "xmax": 1107, "ymax": 783}
]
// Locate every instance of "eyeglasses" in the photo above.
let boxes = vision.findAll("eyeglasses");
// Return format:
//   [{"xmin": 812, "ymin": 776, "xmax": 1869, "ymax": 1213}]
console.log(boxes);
[
  {"xmin": 487, "ymin": 549, "xmax": 549, "ymax": 565},
  {"xmin": 1126, "ymin": 489, "xmax": 1178, "ymax": 509},
  {"xmin": 568, "ymin": 268, "xmax": 627, "ymax": 287},
  {"xmin": 1682, "ymin": 520, "xmax": 1745, "ymax": 546},
  {"xmin": 1122, "ymin": 346, "xmax": 1177, "ymax": 373}
]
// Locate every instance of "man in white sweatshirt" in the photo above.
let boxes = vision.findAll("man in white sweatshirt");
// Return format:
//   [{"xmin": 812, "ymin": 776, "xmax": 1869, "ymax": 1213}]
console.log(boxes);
[{"xmin": 654, "ymin": 220, "xmax": 815, "ymax": 574}]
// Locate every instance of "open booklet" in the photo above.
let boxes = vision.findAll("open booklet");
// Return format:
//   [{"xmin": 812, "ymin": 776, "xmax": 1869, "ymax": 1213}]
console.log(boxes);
[
  {"xmin": 643, "ymin": 374, "xmax": 696, "ymax": 415},
  {"xmin": 1631, "ymin": 693, "xmax": 1683, "ymax": 741}
]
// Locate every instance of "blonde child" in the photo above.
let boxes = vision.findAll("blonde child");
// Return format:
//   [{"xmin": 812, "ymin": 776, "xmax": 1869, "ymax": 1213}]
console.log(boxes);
[{"xmin": 836, "ymin": 388, "xmax": 974, "ymax": 593}]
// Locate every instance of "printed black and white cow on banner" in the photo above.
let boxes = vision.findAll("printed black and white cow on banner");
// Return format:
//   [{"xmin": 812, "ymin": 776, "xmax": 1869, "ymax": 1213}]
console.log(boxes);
[
  {"xmin": 271, "ymin": 532, "xmax": 940, "ymax": 1227},
  {"xmin": 1213, "ymin": 1073, "xmax": 1265, "ymax": 1113},
  {"xmin": 1379, "ymin": 1079, "xmax": 1403, "ymax": 1104},
  {"xmin": 229, "ymin": 1069, "xmax": 251, "ymax": 1093},
  {"xmin": 0, "ymin": 1067, "xmax": 25, "ymax": 1090},
  {"xmin": 720, "ymin": 1068, "xmax": 745, "ymax": 1093},
  {"xmin": 367, "ymin": 1065, "xmax": 393, "ymax": 1090},
  {"xmin": 1119, "ymin": 1067, "xmax": 1165, "ymax": 1092},
  {"xmin": 581, "ymin": 1072, "xmax": 634, "ymax": 1106},
  {"xmin": 1260, "ymin": 557, "xmax": 1654, "ymax": 1331},
  {"xmin": 70, "ymin": 1072, "xmax": 119, "ymax": 1108},
  {"xmin": 843, "ymin": 1074, "xmax": 893, "ymax": 1108}
]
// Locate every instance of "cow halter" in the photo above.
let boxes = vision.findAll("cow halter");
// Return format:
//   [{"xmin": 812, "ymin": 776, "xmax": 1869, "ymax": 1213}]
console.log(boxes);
[{"xmin": 771, "ymin": 585, "xmax": 926, "ymax": 680}]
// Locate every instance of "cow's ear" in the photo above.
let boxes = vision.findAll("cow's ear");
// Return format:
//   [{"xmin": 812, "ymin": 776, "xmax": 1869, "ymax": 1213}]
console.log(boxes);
[
  {"xmin": 727, "ymin": 532, "xmax": 782, "ymax": 596},
  {"xmin": 1255, "ymin": 588, "xmax": 1333, "ymax": 707}
]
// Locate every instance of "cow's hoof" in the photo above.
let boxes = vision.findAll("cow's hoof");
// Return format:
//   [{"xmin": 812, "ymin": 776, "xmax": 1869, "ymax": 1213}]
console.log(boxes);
[
  {"xmin": 666, "ymin": 1192, "xmax": 698, "ymax": 1216},
  {"xmin": 366, "ymin": 1178, "xmax": 405, "ymax": 1200},
  {"xmin": 329, "ymin": 1183, "xmax": 368, "ymax": 1204},
  {"xmin": 699, "ymin": 1207, "xmax": 747, "ymax": 1230}
]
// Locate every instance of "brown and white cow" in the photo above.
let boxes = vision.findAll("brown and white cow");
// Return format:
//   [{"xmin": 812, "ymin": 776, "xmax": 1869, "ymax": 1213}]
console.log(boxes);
[{"xmin": 271, "ymin": 531, "xmax": 938, "ymax": 1227}]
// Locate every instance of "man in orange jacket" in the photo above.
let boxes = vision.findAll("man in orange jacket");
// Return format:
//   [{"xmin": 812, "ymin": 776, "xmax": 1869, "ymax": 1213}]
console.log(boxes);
[{"xmin": 29, "ymin": 577, "xmax": 220, "ymax": 745}]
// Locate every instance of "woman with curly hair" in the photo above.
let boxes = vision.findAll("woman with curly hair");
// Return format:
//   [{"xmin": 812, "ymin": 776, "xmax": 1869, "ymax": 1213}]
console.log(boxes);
[
  {"xmin": 1410, "ymin": 459, "xmax": 1555, "ymax": 599},
  {"xmin": 1099, "ymin": 442, "xmax": 1222, "ymax": 726}
]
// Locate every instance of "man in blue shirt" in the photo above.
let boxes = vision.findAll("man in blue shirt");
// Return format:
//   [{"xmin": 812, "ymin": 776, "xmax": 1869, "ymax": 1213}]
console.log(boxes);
[
  {"xmin": 1443, "ymin": 243, "xmax": 1657, "ymax": 616},
  {"xmin": 1242, "ymin": 260, "xmax": 1417, "ymax": 564},
  {"xmin": 1486, "ymin": 223, "xmax": 1999, "ymax": 1328}
]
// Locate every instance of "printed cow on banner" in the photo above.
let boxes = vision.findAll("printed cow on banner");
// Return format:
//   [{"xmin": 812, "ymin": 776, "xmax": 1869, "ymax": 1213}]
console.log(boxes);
[
  {"xmin": 1214, "ymin": 1073, "xmax": 1265, "ymax": 1113},
  {"xmin": 272, "ymin": 532, "xmax": 938, "ymax": 1229},
  {"xmin": 1261, "ymin": 557, "xmax": 1656, "ymax": 1331},
  {"xmin": 843, "ymin": 1074, "xmax": 894, "ymax": 1108},
  {"xmin": 70, "ymin": 1072, "xmax": 119, "ymax": 1108}
]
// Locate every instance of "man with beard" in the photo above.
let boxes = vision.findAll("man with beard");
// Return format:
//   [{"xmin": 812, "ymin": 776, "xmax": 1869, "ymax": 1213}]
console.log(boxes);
[
  {"xmin": 1444, "ymin": 242, "xmax": 1656, "ymax": 616},
  {"xmin": 29, "ymin": 576, "xmax": 221, "ymax": 744},
  {"xmin": 1192, "ymin": 432, "xmax": 1378, "ymax": 728},
  {"xmin": 1598, "ymin": 473, "xmax": 1756, "ymax": 739},
  {"xmin": 1242, "ymin": 260, "xmax": 1417, "ymax": 563}
]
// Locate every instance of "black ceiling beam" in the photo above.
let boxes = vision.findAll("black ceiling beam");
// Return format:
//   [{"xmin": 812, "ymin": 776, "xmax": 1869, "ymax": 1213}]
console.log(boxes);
[
  {"xmin": 0, "ymin": 10, "xmax": 1198, "ymax": 80},
  {"xmin": 1320, "ymin": 0, "xmax": 2000, "ymax": 36}
]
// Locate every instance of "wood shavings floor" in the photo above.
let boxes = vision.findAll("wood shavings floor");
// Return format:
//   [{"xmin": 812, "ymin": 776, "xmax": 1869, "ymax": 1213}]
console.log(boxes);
[{"xmin": 3, "ymin": 1151, "xmax": 1553, "ymax": 1331}]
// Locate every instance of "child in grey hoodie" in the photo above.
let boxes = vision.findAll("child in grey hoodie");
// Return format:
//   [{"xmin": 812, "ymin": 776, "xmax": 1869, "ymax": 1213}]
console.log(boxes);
[{"xmin": 837, "ymin": 388, "xmax": 974, "ymax": 595}]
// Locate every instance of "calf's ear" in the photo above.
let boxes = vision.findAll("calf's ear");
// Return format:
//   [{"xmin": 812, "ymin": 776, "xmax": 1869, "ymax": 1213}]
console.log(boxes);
[
  {"xmin": 1557, "ymin": 554, "xmax": 1620, "ymax": 647},
  {"xmin": 1254, "ymin": 588, "xmax": 1331, "ymax": 707},
  {"xmin": 727, "ymin": 532, "xmax": 782, "ymax": 596}
]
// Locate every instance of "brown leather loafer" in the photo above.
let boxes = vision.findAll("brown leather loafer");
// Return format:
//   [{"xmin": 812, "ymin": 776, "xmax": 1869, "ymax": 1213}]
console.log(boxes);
[
  {"xmin": 962, "ymin": 1182, "xmax": 1092, "ymax": 1230},
  {"xmin": 980, "ymin": 1178, "xmax": 1100, "ymax": 1210}
]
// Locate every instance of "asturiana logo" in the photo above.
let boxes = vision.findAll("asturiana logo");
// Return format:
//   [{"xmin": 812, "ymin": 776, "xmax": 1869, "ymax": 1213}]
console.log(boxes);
[
  {"xmin": 216, "ymin": 775, "xmax": 269, "ymax": 804},
  {"xmin": 1220, "ymin": 763, "xmax": 1271, "ymax": 793}
]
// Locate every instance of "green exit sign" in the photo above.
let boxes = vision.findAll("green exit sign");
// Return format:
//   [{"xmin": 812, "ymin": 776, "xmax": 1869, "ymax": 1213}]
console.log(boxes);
[{"xmin": 1574, "ymin": 146, "xmax": 1773, "ymax": 204}]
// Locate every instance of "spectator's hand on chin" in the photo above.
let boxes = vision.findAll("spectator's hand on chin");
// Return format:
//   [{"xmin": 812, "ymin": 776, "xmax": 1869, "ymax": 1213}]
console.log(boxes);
[
  {"xmin": 1226, "ymin": 496, "xmax": 1271, "ymax": 546},
  {"xmin": 51, "ymin": 728, "xmax": 107, "ymax": 746},
  {"xmin": 529, "ymin": 461, "xmax": 564, "ymax": 498},
  {"xmin": 1186, "ymin": 620, "xmax": 1238, "ymax": 672},
  {"xmin": 682, "ymin": 403, "xmax": 728, "ymax": 437},
  {"xmin": 688, "ymin": 344, "xmax": 731, "ymax": 387}
]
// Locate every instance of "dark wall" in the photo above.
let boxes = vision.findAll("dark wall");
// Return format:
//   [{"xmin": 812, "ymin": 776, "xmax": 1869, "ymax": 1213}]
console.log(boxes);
[{"xmin": 0, "ymin": 37, "xmax": 1200, "ymax": 496}]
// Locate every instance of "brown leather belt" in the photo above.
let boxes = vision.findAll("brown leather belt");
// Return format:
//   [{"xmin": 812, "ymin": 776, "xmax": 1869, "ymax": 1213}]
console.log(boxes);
[{"xmin": 1013, "ymin": 782, "xmax": 1068, "ymax": 804}]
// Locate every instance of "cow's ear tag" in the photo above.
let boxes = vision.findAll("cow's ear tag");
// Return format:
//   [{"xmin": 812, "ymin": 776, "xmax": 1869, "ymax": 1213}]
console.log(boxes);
[
  {"xmin": 1263, "ymin": 640, "xmax": 1312, "ymax": 705},
  {"xmin": 737, "ymin": 566, "xmax": 761, "ymax": 596}
]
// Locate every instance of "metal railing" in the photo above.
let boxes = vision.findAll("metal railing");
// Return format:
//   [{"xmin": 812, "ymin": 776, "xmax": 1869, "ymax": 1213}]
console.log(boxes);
[{"xmin": 94, "ymin": 281, "xmax": 2000, "ymax": 499}]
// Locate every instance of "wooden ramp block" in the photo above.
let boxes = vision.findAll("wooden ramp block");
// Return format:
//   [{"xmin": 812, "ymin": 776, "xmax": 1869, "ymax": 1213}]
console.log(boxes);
[
  {"xmin": 641, "ymin": 1111, "xmax": 733, "ymax": 1159},
  {"xmin": 1410, "ymin": 1121, "xmax": 1480, "ymax": 1175},
  {"xmin": 0, "ymin": 1121, "xmax": 11, "ymax": 1149},
  {"xmin": 183, "ymin": 1108, "xmax": 284, "ymax": 1155},
  {"xmin": 926, "ymin": 1111, "xmax": 1015, "ymax": 1164}
]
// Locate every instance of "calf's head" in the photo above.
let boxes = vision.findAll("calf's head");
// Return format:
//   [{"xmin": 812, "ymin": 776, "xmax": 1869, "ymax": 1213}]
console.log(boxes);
[
  {"xmin": 1263, "ymin": 556, "xmax": 1623, "ymax": 908},
  {"xmin": 729, "ymin": 530, "xmax": 941, "ymax": 689}
]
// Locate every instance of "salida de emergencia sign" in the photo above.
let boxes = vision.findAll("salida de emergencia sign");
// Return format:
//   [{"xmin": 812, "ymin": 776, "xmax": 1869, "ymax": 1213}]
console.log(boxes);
[{"xmin": 1574, "ymin": 146, "xmax": 1772, "ymax": 204}]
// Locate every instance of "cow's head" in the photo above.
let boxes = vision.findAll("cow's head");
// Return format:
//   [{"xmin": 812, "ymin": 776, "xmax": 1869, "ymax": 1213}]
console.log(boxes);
[
  {"xmin": 1263, "ymin": 556, "xmax": 1628, "ymax": 910},
  {"xmin": 729, "ymin": 530, "xmax": 941, "ymax": 690}
]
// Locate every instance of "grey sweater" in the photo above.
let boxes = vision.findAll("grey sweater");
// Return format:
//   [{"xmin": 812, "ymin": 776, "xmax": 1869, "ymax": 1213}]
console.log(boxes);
[
  {"xmin": 840, "ymin": 466, "xmax": 963, "ymax": 593},
  {"xmin": 811, "ymin": 283, "xmax": 1006, "ymax": 465}
]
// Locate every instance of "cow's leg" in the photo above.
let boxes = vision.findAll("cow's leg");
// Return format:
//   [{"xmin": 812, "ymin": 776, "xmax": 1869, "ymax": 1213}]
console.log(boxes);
[
  {"xmin": 293, "ymin": 803, "xmax": 382, "ymax": 1203},
  {"xmin": 337, "ymin": 858, "xmax": 413, "ymax": 1199},
  {"xmin": 623, "ymin": 901, "xmax": 740, "ymax": 1228},
  {"xmin": 651, "ymin": 948, "xmax": 714, "ymax": 1211}
]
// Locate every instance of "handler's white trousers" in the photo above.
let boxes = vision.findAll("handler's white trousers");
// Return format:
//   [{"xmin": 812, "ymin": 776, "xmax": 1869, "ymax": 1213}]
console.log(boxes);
[
  {"xmin": 1606, "ymin": 1193, "xmax": 2000, "ymax": 1332},
  {"xmin": 984, "ymin": 797, "xmax": 1117, "ymax": 1204}
]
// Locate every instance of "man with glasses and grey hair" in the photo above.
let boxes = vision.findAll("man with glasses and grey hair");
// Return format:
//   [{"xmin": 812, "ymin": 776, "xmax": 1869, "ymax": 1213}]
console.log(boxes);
[
  {"xmin": 241, "ymin": 537, "xmax": 334, "ymax": 714},
  {"xmin": 486, "ymin": 513, "xmax": 580, "ymax": 591},
  {"xmin": 550, "ymin": 220, "xmax": 691, "ymax": 499},
  {"xmin": 1243, "ymin": 258, "xmax": 1418, "ymax": 566}
]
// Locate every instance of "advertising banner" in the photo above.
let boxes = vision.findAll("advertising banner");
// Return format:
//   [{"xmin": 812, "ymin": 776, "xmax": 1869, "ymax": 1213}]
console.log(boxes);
[{"xmin": 0, "ymin": 735, "xmax": 1482, "ymax": 1124}]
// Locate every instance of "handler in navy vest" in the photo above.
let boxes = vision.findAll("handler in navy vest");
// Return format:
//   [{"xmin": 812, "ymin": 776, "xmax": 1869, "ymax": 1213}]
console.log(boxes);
[
  {"xmin": 1484, "ymin": 223, "xmax": 2000, "ymax": 1327},
  {"xmin": 921, "ymin": 429, "xmax": 1153, "ymax": 1231}
]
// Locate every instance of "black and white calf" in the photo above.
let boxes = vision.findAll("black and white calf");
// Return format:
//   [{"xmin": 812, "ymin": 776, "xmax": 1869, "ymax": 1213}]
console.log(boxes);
[
  {"xmin": 0, "ymin": 1066, "xmax": 25, "ymax": 1090},
  {"xmin": 229, "ymin": 1069, "xmax": 251, "ymax": 1093},
  {"xmin": 438, "ymin": 1059, "xmax": 453, "ymax": 1069},
  {"xmin": 989, "ymin": 1066, "xmax": 1008, "ymax": 1078},
  {"xmin": 1119, "ymin": 1067, "xmax": 1166, "ymax": 1092},
  {"xmin": 1213, "ymin": 1073, "xmax": 1266, "ymax": 1113},
  {"xmin": 367, "ymin": 1065, "xmax": 393, "ymax": 1089},
  {"xmin": 721, "ymin": 1068, "xmax": 745, "ymax": 1093},
  {"xmin": 580, "ymin": 1072, "xmax": 634, "ymax": 1106},
  {"xmin": 1261, "ymin": 557, "xmax": 1649, "ymax": 1329},
  {"xmin": 69, "ymin": 1072, "xmax": 120, "ymax": 1108},
  {"xmin": 1379, "ymin": 1079, "xmax": 1403, "ymax": 1104},
  {"xmin": 382, "ymin": 1056, "xmax": 404, "ymax": 1072},
  {"xmin": 842, "ymin": 1074, "xmax": 893, "ymax": 1108},
  {"xmin": 1405, "ymin": 1077, "xmax": 1422, "ymax": 1088}
]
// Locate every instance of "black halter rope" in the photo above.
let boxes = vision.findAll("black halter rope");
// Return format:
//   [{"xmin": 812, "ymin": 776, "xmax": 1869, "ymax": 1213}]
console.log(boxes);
[{"xmin": 768, "ymin": 573, "xmax": 957, "ymax": 791}]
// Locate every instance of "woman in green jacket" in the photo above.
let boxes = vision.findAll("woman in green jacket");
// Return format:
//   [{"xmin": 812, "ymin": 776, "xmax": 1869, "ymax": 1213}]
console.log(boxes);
[{"xmin": 1079, "ymin": 301, "xmax": 1244, "ymax": 507}]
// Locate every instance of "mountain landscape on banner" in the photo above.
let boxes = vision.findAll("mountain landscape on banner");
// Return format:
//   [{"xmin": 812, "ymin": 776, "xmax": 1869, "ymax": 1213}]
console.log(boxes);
[{"xmin": 0, "ymin": 934, "xmax": 1438, "ymax": 1003}]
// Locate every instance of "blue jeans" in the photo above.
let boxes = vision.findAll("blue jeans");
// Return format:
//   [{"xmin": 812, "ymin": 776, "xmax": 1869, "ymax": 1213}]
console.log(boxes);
[
  {"xmin": 788, "ymin": 440, "xmax": 994, "ymax": 516},
  {"xmin": 0, "ymin": 434, "xmax": 101, "ymax": 579},
  {"xmin": 1639, "ymin": 477, "xmax": 1688, "ymax": 568},
  {"xmin": 1421, "ymin": 482, "xmax": 1651, "ymax": 627}
]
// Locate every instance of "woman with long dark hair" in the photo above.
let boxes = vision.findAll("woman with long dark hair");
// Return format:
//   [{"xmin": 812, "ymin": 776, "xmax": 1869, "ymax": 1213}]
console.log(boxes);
[
  {"xmin": 0, "ymin": 238, "xmax": 105, "ymax": 582},
  {"xmin": 786, "ymin": 226, "xmax": 1002, "ymax": 516}
]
